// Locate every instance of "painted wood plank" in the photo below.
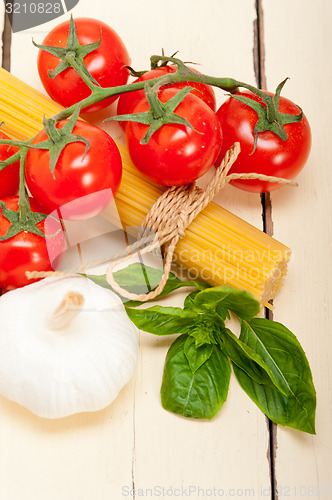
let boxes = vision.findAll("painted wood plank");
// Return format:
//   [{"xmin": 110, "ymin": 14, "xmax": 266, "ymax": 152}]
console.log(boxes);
[
  {"xmin": 0, "ymin": 1, "xmax": 274, "ymax": 498},
  {"xmin": 263, "ymin": 0, "xmax": 332, "ymax": 495}
]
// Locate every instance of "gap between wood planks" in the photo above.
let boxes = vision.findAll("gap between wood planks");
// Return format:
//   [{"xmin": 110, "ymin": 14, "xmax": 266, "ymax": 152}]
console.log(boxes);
[{"xmin": 254, "ymin": 1, "xmax": 278, "ymax": 499}]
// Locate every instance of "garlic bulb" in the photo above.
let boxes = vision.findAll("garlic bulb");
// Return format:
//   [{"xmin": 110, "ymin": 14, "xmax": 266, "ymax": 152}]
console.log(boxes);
[{"xmin": 0, "ymin": 275, "xmax": 138, "ymax": 419}]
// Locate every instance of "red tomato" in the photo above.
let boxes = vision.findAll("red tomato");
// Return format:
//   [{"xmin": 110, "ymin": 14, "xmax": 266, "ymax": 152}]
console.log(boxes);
[
  {"xmin": 25, "ymin": 121, "xmax": 122, "ymax": 220},
  {"xmin": 125, "ymin": 88, "xmax": 222, "ymax": 186},
  {"xmin": 117, "ymin": 65, "xmax": 216, "ymax": 129},
  {"xmin": 37, "ymin": 18, "xmax": 130, "ymax": 113},
  {"xmin": 0, "ymin": 131, "xmax": 20, "ymax": 197},
  {"xmin": 0, "ymin": 197, "xmax": 65, "ymax": 292},
  {"xmin": 215, "ymin": 91, "xmax": 312, "ymax": 193}
]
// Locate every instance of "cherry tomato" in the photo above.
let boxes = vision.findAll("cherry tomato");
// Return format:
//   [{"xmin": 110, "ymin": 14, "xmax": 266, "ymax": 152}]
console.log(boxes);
[
  {"xmin": 37, "ymin": 18, "xmax": 130, "ymax": 113},
  {"xmin": 215, "ymin": 91, "xmax": 312, "ymax": 193},
  {"xmin": 0, "ymin": 131, "xmax": 20, "ymax": 197},
  {"xmin": 117, "ymin": 65, "xmax": 216, "ymax": 129},
  {"xmin": 125, "ymin": 88, "xmax": 222, "ymax": 186},
  {"xmin": 25, "ymin": 120, "xmax": 122, "ymax": 220},
  {"xmin": 0, "ymin": 197, "xmax": 65, "ymax": 292}
]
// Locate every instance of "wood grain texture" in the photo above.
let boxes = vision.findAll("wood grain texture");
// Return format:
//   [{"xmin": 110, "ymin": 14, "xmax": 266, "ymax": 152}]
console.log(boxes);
[{"xmin": 263, "ymin": 0, "xmax": 332, "ymax": 496}]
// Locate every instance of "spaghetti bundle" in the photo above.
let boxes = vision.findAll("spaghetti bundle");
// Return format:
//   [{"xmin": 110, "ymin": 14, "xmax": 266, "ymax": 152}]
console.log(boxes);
[{"xmin": 0, "ymin": 68, "xmax": 291, "ymax": 304}]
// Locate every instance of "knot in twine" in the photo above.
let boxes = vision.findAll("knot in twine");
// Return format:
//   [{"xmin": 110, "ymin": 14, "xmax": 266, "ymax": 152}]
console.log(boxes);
[
  {"xmin": 27, "ymin": 142, "xmax": 297, "ymax": 300},
  {"xmin": 106, "ymin": 141, "xmax": 297, "ymax": 301},
  {"xmin": 106, "ymin": 143, "xmax": 239, "ymax": 300}
]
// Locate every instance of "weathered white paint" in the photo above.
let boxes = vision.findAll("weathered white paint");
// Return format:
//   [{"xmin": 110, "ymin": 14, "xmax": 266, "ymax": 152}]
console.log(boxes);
[
  {"xmin": 263, "ymin": 0, "xmax": 332, "ymax": 496},
  {"xmin": 2, "ymin": 0, "xmax": 328, "ymax": 498}
]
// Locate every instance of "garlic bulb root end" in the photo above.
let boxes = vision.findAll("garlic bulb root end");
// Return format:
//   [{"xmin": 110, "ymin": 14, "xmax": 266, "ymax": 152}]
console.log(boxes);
[{"xmin": 48, "ymin": 291, "xmax": 85, "ymax": 331}]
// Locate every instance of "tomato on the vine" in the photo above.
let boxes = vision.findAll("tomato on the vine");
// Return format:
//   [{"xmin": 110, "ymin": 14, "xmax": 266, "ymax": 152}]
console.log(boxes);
[
  {"xmin": 117, "ymin": 65, "xmax": 216, "ymax": 128},
  {"xmin": 125, "ymin": 88, "xmax": 222, "ymax": 186},
  {"xmin": 0, "ymin": 131, "xmax": 20, "ymax": 198},
  {"xmin": 215, "ymin": 91, "xmax": 312, "ymax": 193},
  {"xmin": 25, "ymin": 120, "xmax": 122, "ymax": 220},
  {"xmin": 37, "ymin": 18, "xmax": 130, "ymax": 113},
  {"xmin": 0, "ymin": 197, "xmax": 65, "ymax": 292}
]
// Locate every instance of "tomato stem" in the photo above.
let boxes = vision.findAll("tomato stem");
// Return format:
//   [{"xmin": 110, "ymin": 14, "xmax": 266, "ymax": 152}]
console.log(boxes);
[
  {"xmin": 0, "ymin": 140, "xmax": 33, "ymax": 223},
  {"xmin": 0, "ymin": 148, "xmax": 20, "ymax": 171},
  {"xmin": 17, "ymin": 147, "xmax": 30, "ymax": 223},
  {"xmin": 65, "ymin": 52, "xmax": 98, "ymax": 91},
  {"xmin": 0, "ymin": 44, "xmax": 306, "ymax": 239},
  {"xmin": 145, "ymin": 84, "xmax": 164, "ymax": 119},
  {"xmin": 33, "ymin": 23, "xmax": 304, "ymax": 144},
  {"xmin": 50, "ymin": 53, "xmax": 296, "ymax": 137},
  {"xmin": 51, "ymin": 71, "xmax": 240, "ymax": 124}
]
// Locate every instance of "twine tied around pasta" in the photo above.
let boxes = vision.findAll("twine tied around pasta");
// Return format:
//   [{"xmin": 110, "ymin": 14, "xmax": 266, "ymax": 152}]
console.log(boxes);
[
  {"xmin": 105, "ymin": 141, "xmax": 298, "ymax": 301},
  {"xmin": 26, "ymin": 142, "xmax": 297, "ymax": 300}
]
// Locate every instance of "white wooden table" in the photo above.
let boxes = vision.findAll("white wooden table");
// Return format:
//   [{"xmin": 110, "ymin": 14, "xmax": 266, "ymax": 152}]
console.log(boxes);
[{"xmin": 0, "ymin": 1, "xmax": 331, "ymax": 498}]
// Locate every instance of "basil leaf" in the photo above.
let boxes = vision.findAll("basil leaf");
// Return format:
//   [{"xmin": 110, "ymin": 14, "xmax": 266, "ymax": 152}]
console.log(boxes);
[
  {"xmin": 125, "ymin": 305, "xmax": 197, "ymax": 335},
  {"xmin": 194, "ymin": 286, "xmax": 260, "ymax": 320},
  {"xmin": 111, "ymin": 263, "xmax": 164, "ymax": 292},
  {"xmin": 184, "ymin": 335, "xmax": 214, "ymax": 372},
  {"xmin": 113, "ymin": 263, "xmax": 206, "ymax": 295},
  {"xmin": 223, "ymin": 328, "xmax": 290, "ymax": 395},
  {"xmin": 233, "ymin": 318, "xmax": 316, "ymax": 434},
  {"xmin": 183, "ymin": 290, "xmax": 201, "ymax": 310},
  {"xmin": 161, "ymin": 335, "xmax": 231, "ymax": 419},
  {"xmin": 191, "ymin": 290, "xmax": 230, "ymax": 320},
  {"xmin": 215, "ymin": 305, "xmax": 230, "ymax": 321},
  {"xmin": 87, "ymin": 263, "xmax": 208, "ymax": 306}
]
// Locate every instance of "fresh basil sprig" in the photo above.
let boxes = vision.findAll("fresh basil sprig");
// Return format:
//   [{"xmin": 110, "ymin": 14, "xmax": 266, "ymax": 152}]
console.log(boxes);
[{"xmin": 88, "ymin": 263, "xmax": 316, "ymax": 434}]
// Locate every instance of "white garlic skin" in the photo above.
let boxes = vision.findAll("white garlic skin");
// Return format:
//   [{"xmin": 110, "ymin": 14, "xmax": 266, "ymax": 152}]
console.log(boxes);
[{"xmin": 0, "ymin": 275, "xmax": 138, "ymax": 419}]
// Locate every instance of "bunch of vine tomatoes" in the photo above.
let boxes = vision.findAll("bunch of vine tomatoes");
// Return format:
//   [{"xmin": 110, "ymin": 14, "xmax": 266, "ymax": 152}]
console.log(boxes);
[{"xmin": 0, "ymin": 17, "xmax": 311, "ymax": 292}]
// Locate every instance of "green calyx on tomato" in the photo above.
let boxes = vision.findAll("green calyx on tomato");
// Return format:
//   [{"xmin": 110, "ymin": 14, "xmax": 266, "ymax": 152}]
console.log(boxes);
[
  {"xmin": 229, "ymin": 78, "xmax": 303, "ymax": 152},
  {"xmin": 0, "ymin": 144, "xmax": 51, "ymax": 241},
  {"xmin": 148, "ymin": 55, "xmax": 304, "ymax": 147},
  {"xmin": 0, "ymin": 196, "xmax": 65, "ymax": 292},
  {"xmin": 24, "ymin": 118, "xmax": 122, "ymax": 220},
  {"xmin": 108, "ymin": 84, "xmax": 200, "ymax": 144},
  {"xmin": 115, "ymin": 54, "xmax": 305, "ymax": 156},
  {"xmin": 116, "ymin": 60, "xmax": 217, "ymax": 129},
  {"xmin": 33, "ymin": 15, "xmax": 101, "ymax": 86},
  {"xmin": 35, "ymin": 16, "xmax": 130, "ymax": 113},
  {"xmin": 31, "ymin": 107, "xmax": 90, "ymax": 176},
  {"xmin": 124, "ymin": 88, "xmax": 222, "ymax": 186},
  {"xmin": 215, "ymin": 86, "xmax": 311, "ymax": 193},
  {"xmin": 0, "ymin": 199, "xmax": 50, "ymax": 241}
]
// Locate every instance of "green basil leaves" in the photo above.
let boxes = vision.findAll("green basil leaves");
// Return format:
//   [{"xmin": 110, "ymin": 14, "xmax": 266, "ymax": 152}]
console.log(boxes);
[
  {"xmin": 193, "ymin": 286, "xmax": 260, "ymax": 321},
  {"xmin": 161, "ymin": 336, "xmax": 231, "ymax": 419},
  {"xmin": 125, "ymin": 306, "xmax": 197, "ymax": 336},
  {"xmin": 232, "ymin": 319, "xmax": 316, "ymax": 434},
  {"xmin": 89, "ymin": 263, "xmax": 316, "ymax": 433}
]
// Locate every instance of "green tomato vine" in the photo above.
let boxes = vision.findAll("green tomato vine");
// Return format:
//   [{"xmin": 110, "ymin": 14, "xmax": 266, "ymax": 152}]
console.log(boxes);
[{"xmin": 0, "ymin": 15, "xmax": 303, "ymax": 239}]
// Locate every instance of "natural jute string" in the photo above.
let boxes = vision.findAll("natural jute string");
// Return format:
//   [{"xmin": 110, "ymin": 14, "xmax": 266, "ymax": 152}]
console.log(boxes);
[{"xmin": 26, "ymin": 142, "xmax": 297, "ymax": 301}]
